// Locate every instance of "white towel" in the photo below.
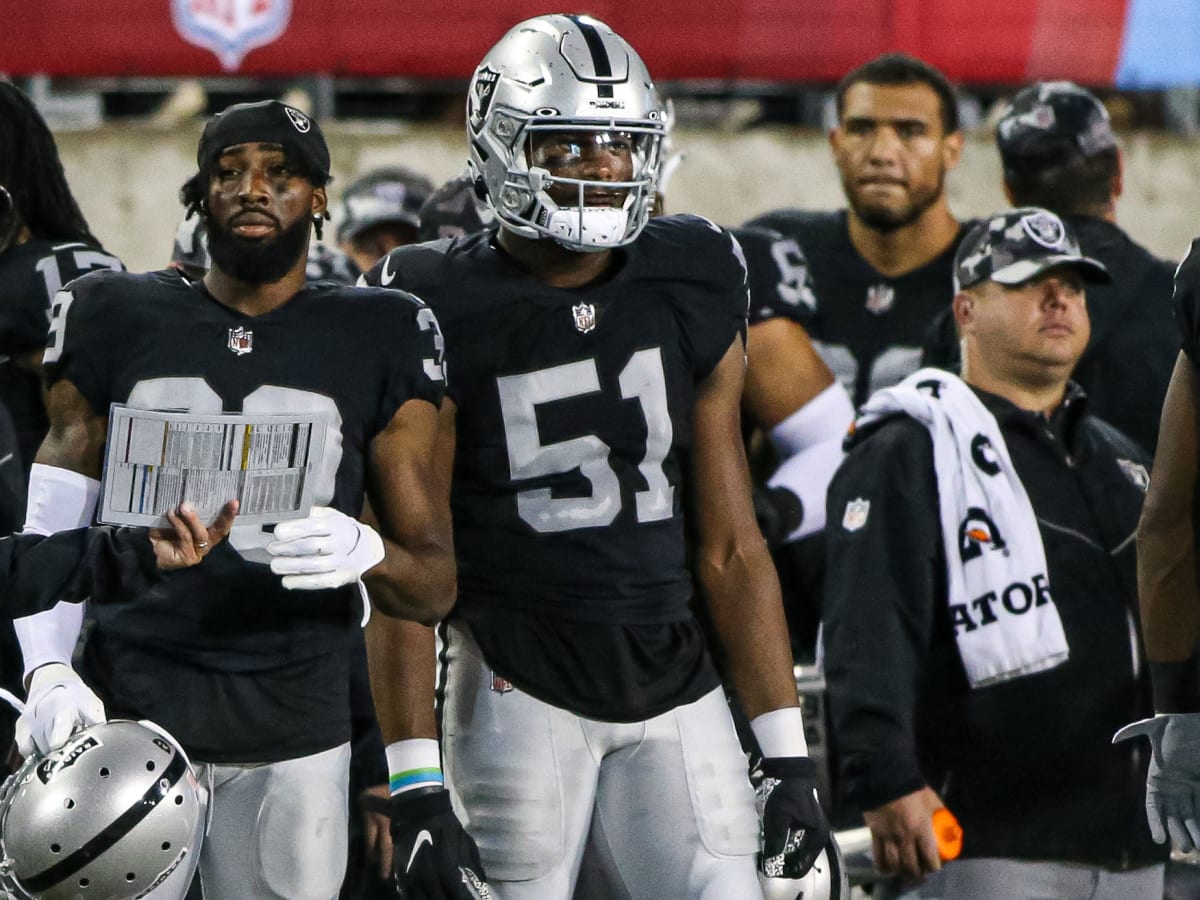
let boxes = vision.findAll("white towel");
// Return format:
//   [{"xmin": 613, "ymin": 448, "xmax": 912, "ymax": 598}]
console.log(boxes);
[{"xmin": 857, "ymin": 368, "xmax": 1069, "ymax": 687}]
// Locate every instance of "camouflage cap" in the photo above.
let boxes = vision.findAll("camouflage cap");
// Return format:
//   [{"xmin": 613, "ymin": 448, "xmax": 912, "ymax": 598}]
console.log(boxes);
[
  {"xmin": 996, "ymin": 81, "xmax": 1116, "ymax": 169},
  {"xmin": 954, "ymin": 207, "xmax": 1110, "ymax": 293}
]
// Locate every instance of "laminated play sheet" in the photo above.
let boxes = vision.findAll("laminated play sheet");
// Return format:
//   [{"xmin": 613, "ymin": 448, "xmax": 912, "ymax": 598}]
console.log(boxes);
[{"xmin": 99, "ymin": 404, "xmax": 329, "ymax": 527}]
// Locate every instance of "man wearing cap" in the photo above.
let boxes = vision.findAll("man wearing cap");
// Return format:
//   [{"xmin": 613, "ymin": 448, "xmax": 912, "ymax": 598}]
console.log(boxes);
[
  {"xmin": 334, "ymin": 166, "xmax": 434, "ymax": 272},
  {"xmin": 929, "ymin": 80, "xmax": 1176, "ymax": 454},
  {"xmin": 822, "ymin": 207, "xmax": 1166, "ymax": 898},
  {"xmin": 10, "ymin": 100, "xmax": 456, "ymax": 899}
]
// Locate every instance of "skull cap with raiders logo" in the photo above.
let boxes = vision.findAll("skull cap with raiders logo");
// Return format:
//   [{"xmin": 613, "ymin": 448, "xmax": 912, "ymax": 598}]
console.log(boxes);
[
  {"xmin": 995, "ymin": 81, "xmax": 1117, "ymax": 170},
  {"xmin": 953, "ymin": 207, "xmax": 1110, "ymax": 293},
  {"xmin": 197, "ymin": 99, "xmax": 331, "ymax": 183}
]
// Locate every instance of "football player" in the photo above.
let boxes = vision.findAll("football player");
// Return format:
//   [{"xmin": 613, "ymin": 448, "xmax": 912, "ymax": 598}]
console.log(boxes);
[
  {"xmin": 363, "ymin": 15, "xmax": 829, "ymax": 900},
  {"xmin": 746, "ymin": 53, "xmax": 966, "ymax": 408},
  {"xmin": 11, "ymin": 100, "xmax": 455, "ymax": 900},
  {"xmin": 1115, "ymin": 240, "xmax": 1200, "ymax": 852},
  {"xmin": 0, "ymin": 81, "xmax": 124, "ymax": 477}
]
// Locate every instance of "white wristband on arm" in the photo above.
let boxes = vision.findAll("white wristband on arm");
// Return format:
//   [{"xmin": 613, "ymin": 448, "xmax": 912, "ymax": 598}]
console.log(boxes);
[
  {"xmin": 15, "ymin": 464, "xmax": 101, "ymax": 679},
  {"xmin": 768, "ymin": 382, "xmax": 855, "ymax": 458},
  {"xmin": 766, "ymin": 383, "xmax": 855, "ymax": 542},
  {"xmin": 751, "ymin": 706, "xmax": 809, "ymax": 758},
  {"xmin": 386, "ymin": 738, "xmax": 444, "ymax": 796}
]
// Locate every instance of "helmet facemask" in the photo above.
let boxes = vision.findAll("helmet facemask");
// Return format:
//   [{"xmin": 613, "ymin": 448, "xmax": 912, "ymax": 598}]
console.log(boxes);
[{"xmin": 484, "ymin": 116, "xmax": 664, "ymax": 252}]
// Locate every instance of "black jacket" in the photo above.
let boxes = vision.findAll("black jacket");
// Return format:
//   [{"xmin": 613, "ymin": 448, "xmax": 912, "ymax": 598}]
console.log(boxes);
[{"xmin": 823, "ymin": 384, "xmax": 1165, "ymax": 869}]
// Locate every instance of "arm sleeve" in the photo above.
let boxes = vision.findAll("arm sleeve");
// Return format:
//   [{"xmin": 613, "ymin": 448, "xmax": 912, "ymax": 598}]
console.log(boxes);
[{"xmin": 822, "ymin": 419, "xmax": 944, "ymax": 810}]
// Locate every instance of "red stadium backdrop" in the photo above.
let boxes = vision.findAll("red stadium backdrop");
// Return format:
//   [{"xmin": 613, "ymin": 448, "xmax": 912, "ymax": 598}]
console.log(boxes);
[{"xmin": 0, "ymin": 0, "xmax": 1133, "ymax": 85}]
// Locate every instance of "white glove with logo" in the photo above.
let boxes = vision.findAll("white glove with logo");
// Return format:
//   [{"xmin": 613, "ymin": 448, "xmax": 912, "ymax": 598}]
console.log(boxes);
[
  {"xmin": 267, "ymin": 507, "xmax": 385, "ymax": 592},
  {"xmin": 16, "ymin": 662, "xmax": 106, "ymax": 757}
]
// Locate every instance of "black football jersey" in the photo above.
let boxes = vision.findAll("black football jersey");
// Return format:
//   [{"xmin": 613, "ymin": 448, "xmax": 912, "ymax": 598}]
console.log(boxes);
[
  {"xmin": 730, "ymin": 226, "xmax": 819, "ymax": 327},
  {"xmin": 0, "ymin": 240, "xmax": 123, "ymax": 474},
  {"xmin": 364, "ymin": 215, "xmax": 747, "ymax": 721},
  {"xmin": 43, "ymin": 268, "xmax": 445, "ymax": 762},
  {"xmin": 1176, "ymin": 238, "xmax": 1200, "ymax": 363},
  {"xmin": 744, "ymin": 209, "xmax": 965, "ymax": 406}
]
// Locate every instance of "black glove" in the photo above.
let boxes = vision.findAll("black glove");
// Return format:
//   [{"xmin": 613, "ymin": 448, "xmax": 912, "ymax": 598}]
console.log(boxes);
[
  {"xmin": 753, "ymin": 483, "xmax": 804, "ymax": 547},
  {"xmin": 756, "ymin": 756, "xmax": 830, "ymax": 878},
  {"xmin": 391, "ymin": 787, "xmax": 492, "ymax": 900}
]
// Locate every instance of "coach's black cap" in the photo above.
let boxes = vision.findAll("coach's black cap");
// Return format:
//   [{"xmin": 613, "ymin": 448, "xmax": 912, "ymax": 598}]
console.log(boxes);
[
  {"xmin": 996, "ymin": 81, "xmax": 1116, "ymax": 168},
  {"xmin": 954, "ymin": 207, "xmax": 1110, "ymax": 293},
  {"xmin": 197, "ymin": 100, "xmax": 331, "ymax": 182}
]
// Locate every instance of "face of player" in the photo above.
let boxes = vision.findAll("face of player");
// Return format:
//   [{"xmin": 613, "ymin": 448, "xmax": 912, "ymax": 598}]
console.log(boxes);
[
  {"xmin": 962, "ymin": 265, "xmax": 1091, "ymax": 382},
  {"xmin": 831, "ymin": 82, "xmax": 962, "ymax": 233},
  {"xmin": 204, "ymin": 142, "xmax": 326, "ymax": 285},
  {"xmin": 527, "ymin": 130, "xmax": 637, "ymax": 208}
]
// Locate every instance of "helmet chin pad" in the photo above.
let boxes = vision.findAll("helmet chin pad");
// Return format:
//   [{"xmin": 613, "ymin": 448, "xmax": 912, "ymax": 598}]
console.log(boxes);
[{"xmin": 542, "ymin": 207, "xmax": 630, "ymax": 251}]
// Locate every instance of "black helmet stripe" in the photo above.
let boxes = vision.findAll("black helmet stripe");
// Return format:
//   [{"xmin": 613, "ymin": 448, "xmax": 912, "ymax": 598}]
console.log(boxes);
[
  {"xmin": 22, "ymin": 751, "xmax": 189, "ymax": 892},
  {"xmin": 567, "ymin": 15, "xmax": 613, "ymax": 78}
]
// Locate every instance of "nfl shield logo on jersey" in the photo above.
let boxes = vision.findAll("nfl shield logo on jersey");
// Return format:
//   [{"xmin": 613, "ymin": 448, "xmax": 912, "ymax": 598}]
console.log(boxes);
[
  {"xmin": 227, "ymin": 326, "xmax": 253, "ymax": 356},
  {"xmin": 170, "ymin": 0, "xmax": 292, "ymax": 71},
  {"xmin": 842, "ymin": 498, "xmax": 870, "ymax": 532},
  {"xmin": 865, "ymin": 283, "xmax": 895, "ymax": 314},
  {"xmin": 572, "ymin": 302, "xmax": 597, "ymax": 333}
]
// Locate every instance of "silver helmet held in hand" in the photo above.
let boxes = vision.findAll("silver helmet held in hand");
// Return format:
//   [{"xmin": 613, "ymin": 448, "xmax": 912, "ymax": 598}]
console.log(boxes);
[
  {"xmin": 466, "ymin": 13, "xmax": 668, "ymax": 251},
  {"xmin": 759, "ymin": 834, "xmax": 850, "ymax": 900},
  {"xmin": 0, "ymin": 720, "xmax": 205, "ymax": 899}
]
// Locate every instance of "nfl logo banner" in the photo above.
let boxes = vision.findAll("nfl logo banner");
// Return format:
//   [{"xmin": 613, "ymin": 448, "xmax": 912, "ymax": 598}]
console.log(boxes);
[{"xmin": 171, "ymin": 0, "xmax": 292, "ymax": 71}]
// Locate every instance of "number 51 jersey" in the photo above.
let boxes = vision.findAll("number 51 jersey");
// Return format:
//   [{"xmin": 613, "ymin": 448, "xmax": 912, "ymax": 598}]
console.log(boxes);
[{"xmin": 365, "ymin": 215, "xmax": 749, "ymax": 721}]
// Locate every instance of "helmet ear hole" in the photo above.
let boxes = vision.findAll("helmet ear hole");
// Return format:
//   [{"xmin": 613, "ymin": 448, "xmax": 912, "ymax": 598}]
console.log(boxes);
[{"xmin": 0, "ymin": 720, "xmax": 205, "ymax": 898}]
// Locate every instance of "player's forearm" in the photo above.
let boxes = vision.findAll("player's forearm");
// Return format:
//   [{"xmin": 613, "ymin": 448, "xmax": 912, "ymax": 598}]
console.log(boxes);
[
  {"xmin": 365, "ymin": 538, "xmax": 456, "ymax": 625},
  {"xmin": 699, "ymin": 541, "xmax": 799, "ymax": 720},
  {"xmin": 365, "ymin": 616, "xmax": 438, "ymax": 743}
]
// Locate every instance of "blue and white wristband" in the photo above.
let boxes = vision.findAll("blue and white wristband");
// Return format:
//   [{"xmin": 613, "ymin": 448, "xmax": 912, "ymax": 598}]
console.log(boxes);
[{"xmin": 386, "ymin": 738, "xmax": 444, "ymax": 796}]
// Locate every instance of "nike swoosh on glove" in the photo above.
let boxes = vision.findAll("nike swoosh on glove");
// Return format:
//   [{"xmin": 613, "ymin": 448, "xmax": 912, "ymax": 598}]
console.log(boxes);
[
  {"xmin": 16, "ymin": 662, "xmax": 106, "ymax": 756},
  {"xmin": 1115, "ymin": 714, "xmax": 1200, "ymax": 851},
  {"xmin": 392, "ymin": 787, "xmax": 491, "ymax": 900},
  {"xmin": 757, "ymin": 756, "xmax": 832, "ymax": 878},
  {"xmin": 267, "ymin": 506, "xmax": 384, "ymax": 591}
]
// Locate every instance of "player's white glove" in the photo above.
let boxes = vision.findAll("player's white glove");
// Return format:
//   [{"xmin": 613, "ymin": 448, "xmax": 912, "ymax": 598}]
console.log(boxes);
[
  {"xmin": 16, "ymin": 662, "xmax": 106, "ymax": 757},
  {"xmin": 267, "ymin": 507, "xmax": 384, "ymax": 592},
  {"xmin": 1115, "ymin": 714, "xmax": 1200, "ymax": 850}
]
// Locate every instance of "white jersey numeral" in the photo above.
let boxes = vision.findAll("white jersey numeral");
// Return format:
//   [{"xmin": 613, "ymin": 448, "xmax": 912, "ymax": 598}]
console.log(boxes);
[{"xmin": 497, "ymin": 348, "xmax": 674, "ymax": 534}]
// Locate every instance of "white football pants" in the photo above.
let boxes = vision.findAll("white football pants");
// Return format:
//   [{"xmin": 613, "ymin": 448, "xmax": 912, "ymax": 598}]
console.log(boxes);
[
  {"xmin": 441, "ymin": 621, "xmax": 763, "ymax": 900},
  {"xmin": 192, "ymin": 742, "xmax": 351, "ymax": 900}
]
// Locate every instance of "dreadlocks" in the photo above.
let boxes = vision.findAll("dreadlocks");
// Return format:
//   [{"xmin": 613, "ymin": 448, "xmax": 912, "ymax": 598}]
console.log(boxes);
[{"xmin": 0, "ymin": 81, "xmax": 101, "ymax": 248}]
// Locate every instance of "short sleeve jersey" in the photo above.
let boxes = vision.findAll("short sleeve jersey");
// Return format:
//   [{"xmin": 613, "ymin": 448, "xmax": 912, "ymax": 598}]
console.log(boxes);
[
  {"xmin": 43, "ymin": 268, "xmax": 445, "ymax": 762},
  {"xmin": 744, "ymin": 209, "xmax": 964, "ymax": 406},
  {"xmin": 730, "ymin": 225, "xmax": 819, "ymax": 328},
  {"xmin": 364, "ymin": 215, "xmax": 747, "ymax": 720},
  {"xmin": 0, "ymin": 240, "xmax": 123, "ymax": 471}
]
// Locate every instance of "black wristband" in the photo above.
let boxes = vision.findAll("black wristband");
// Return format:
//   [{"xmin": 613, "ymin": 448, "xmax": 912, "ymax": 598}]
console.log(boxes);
[
  {"xmin": 760, "ymin": 756, "xmax": 817, "ymax": 779},
  {"xmin": 391, "ymin": 785, "xmax": 451, "ymax": 825}
]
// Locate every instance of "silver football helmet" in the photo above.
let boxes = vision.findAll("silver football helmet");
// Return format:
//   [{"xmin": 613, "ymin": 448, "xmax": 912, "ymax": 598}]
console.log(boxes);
[
  {"xmin": 466, "ymin": 13, "xmax": 668, "ymax": 251},
  {"xmin": 0, "ymin": 720, "xmax": 205, "ymax": 900},
  {"xmin": 759, "ymin": 834, "xmax": 849, "ymax": 900}
]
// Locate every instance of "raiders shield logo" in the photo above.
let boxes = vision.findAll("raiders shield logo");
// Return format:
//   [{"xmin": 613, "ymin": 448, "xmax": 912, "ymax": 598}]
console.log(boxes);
[
  {"xmin": 284, "ymin": 106, "xmax": 311, "ymax": 133},
  {"xmin": 227, "ymin": 326, "xmax": 253, "ymax": 356},
  {"xmin": 842, "ymin": 498, "xmax": 870, "ymax": 531},
  {"xmin": 1021, "ymin": 211, "xmax": 1066, "ymax": 250},
  {"xmin": 468, "ymin": 67, "xmax": 500, "ymax": 135},
  {"xmin": 865, "ymin": 283, "xmax": 895, "ymax": 314},
  {"xmin": 170, "ymin": 0, "xmax": 292, "ymax": 71},
  {"xmin": 572, "ymin": 302, "xmax": 597, "ymax": 333}
]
